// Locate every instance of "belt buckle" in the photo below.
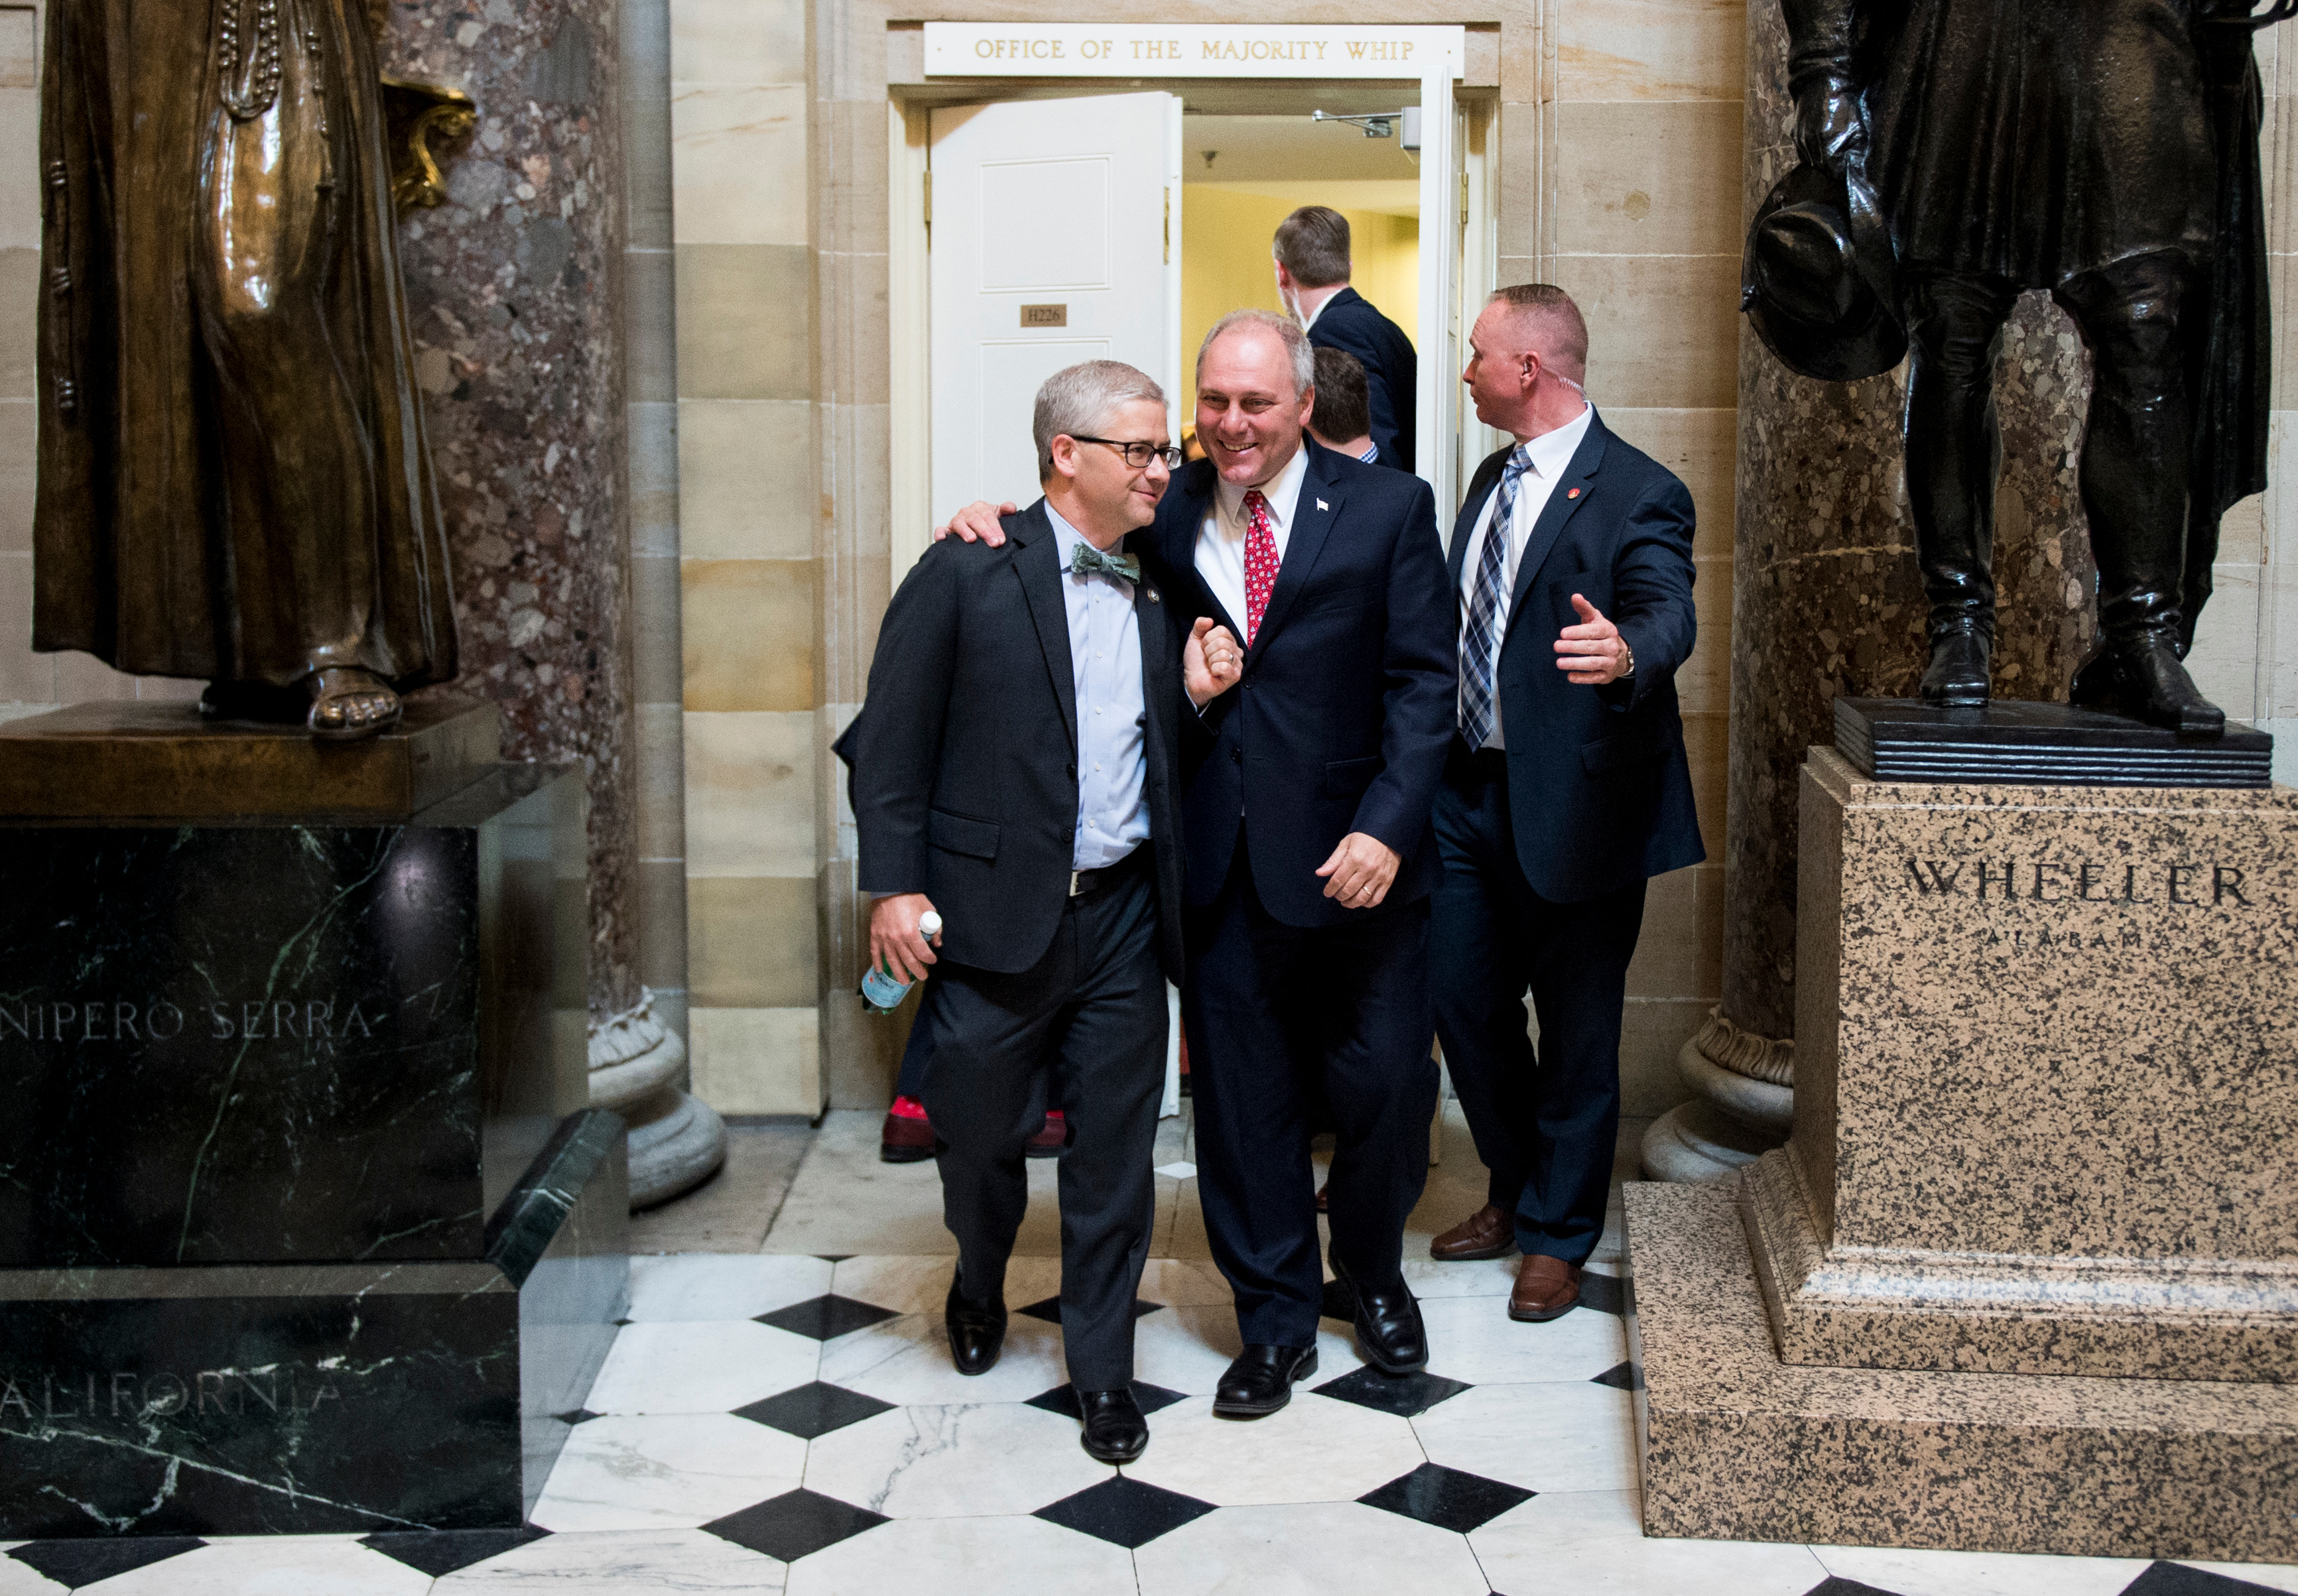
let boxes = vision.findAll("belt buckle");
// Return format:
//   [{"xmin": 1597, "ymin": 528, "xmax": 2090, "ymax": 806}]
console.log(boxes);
[{"xmin": 1068, "ymin": 870, "xmax": 1083, "ymax": 897}]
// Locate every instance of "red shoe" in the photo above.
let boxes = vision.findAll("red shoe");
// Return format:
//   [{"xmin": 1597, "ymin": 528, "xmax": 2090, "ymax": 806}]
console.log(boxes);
[
  {"xmin": 1025, "ymin": 1109, "xmax": 1067, "ymax": 1159},
  {"xmin": 879, "ymin": 1096, "xmax": 935, "ymax": 1164}
]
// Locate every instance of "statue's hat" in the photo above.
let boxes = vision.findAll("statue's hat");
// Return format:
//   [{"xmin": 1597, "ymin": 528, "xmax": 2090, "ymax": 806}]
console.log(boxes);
[{"xmin": 1742, "ymin": 161, "xmax": 1905, "ymax": 383}]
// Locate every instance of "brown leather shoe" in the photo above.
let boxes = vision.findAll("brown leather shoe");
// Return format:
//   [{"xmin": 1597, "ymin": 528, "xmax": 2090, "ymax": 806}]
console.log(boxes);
[
  {"xmin": 1510, "ymin": 1255, "xmax": 1582, "ymax": 1322},
  {"xmin": 1430, "ymin": 1203, "xmax": 1514, "ymax": 1262}
]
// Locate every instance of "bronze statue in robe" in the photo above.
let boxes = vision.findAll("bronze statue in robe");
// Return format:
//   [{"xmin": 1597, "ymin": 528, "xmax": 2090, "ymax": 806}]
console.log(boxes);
[
  {"xmin": 1777, "ymin": 0, "xmax": 2272, "ymax": 733},
  {"xmin": 34, "ymin": 0, "xmax": 460, "ymax": 738}
]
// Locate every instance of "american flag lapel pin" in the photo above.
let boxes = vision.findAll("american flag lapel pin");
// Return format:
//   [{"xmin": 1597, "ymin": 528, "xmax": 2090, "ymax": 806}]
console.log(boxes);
[
  {"xmin": 1316, "ymin": 498, "xmax": 1329, "ymax": 512},
  {"xmin": 1566, "ymin": 487, "xmax": 1582, "ymax": 499}
]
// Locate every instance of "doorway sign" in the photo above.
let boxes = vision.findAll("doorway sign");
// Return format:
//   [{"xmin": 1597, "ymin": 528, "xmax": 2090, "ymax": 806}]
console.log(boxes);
[
  {"xmin": 923, "ymin": 24, "xmax": 1465, "ymax": 78},
  {"xmin": 922, "ymin": 23, "xmax": 1468, "ymax": 515}
]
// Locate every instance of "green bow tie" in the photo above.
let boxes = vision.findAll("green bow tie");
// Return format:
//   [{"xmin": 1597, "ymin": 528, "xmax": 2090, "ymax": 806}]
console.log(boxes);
[{"xmin": 1068, "ymin": 542, "xmax": 1141, "ymax": 583}]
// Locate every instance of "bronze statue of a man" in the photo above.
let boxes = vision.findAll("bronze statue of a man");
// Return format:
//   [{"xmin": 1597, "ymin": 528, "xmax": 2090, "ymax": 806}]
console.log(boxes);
[
  {"xmin": 1780, "ymin": 0, "xmax": 2270, "ymax": 733},
  {"xmin": 34, "ymin": 0, "xmax": 458, "ymax": 739}
]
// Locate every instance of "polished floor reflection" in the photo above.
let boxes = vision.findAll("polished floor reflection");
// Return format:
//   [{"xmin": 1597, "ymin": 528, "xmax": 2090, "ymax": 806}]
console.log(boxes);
[{"xmin": 5, "ymin": 1107, "xmax": 2296, "ymax": 1595}]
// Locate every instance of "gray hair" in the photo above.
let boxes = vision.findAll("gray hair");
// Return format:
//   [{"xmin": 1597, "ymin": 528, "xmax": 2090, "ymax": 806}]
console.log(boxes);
[
  {"xmin": 1196, "ymin": 309, "xmax": 1315, "ymax": 399},
  {"xmin": 1273, "ymin": 206, "xmax": 1351, "ymax": 288},
  {"xmin": 1034, "ymin": 360, "xmax": 1167, "ymax": 478}
]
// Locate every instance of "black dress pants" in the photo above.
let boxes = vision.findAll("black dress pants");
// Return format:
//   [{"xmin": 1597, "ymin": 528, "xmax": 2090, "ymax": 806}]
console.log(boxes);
[
  {"xmin": 1182, "ymin": 837, "xmax": 1436, "ymax": 1348},
  {"xmin": 1431, "ymin": 749, "xmax": 1647, "ymax": 1264},
  {"xmin": 920, "ymin": 861, "xmax": 1165, "ymax": 1391}
]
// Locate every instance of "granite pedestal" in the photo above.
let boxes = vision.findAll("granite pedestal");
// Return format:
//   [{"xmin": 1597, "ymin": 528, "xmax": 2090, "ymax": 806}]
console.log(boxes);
[
  {"xmin": 1628, "ymin": 741, "xmax": 2298, "ymax": 1560},
  {"xmin": 0, "ymin": 702, "xmax": 628, "ymax": 1537}
]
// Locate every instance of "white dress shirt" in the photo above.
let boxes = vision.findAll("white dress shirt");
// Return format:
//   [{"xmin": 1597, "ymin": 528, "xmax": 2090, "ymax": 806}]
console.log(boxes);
[
  {"xmin": 1196, "ymin": 442, "xmax": 1310, "ymax": 637},
  {"xmin": 1045, "ymin": 503, "xmax": 1151, "ymax": 871},
  {"xmin": 1454, "ymin": 402, "xmax": 1595, "ymax": 749}
]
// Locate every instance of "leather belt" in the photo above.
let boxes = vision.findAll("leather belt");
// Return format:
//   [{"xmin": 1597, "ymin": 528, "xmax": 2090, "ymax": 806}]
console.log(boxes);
[{"xmin": 1068, "ymin": 844, "xmax": 1150, "ymax": 899}]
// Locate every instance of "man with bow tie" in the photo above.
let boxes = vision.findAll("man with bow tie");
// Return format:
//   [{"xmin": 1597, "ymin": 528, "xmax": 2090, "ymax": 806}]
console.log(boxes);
[
  {"xmin": 838, "ymin": 361, "xmax": 1242, "ymax": 1463},
  {"xmin": 940, "ymin": 310, "xmax": 1456, "ymax": 1416},
  {"xmin": 1425, "ymin": 284, "xmax": 1704, "ymax": 1323}
]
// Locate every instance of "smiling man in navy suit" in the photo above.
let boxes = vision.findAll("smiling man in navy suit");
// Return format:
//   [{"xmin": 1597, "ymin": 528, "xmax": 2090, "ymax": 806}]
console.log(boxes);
[
  {"xmin": 940, "ymin": 310, "xmax": 1456, "ymax": 1417},
  {"xmin": 1426, "ymin": 284, "xmax": 1704, "ymax": 1323}
]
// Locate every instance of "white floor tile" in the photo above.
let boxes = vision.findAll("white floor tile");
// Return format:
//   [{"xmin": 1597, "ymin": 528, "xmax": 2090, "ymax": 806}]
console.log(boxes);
[
  {"xmin": 1410, "ymin": 1379, "xmax": 1639, "ymax": 1494},
  {"xmin": 80, "ymin": 1537, "xmax": 430, "ymax": 1595},
  {"xmin": 781, "ymin": 1514, "xmax": 1133, "ymax": 1596},
  {"xmin": 529, "ymin": 1413, "xmax": 808, "ymax": 1532},
  {"xmin": 1136, "ymin": 1258, "xmax": 1236, "ymax": 1307},
  {"xmin": 1470, "ymin": 1489, "xmax": 1829, "ymax": 1596},
  {"xmin": 1133, "ymin": 1501, "xmax": 1489, "ymax": 1596},
  {"xmin": 1121, "ymin": 1393, "xmax": 1426, "ymax": 1508},
  {"xmin": 1400, "ymin": 1255, "xmax": 1521, "ymax": 1298},
  {"xmin": 585, "ymin": 1321, "xmax": 819, "ymax": 1414},
  {"xmin": 627, "ymin": 1255, "xmax": 834, "ymax": 1322},
  {"xmin": 802, "ymin": 1401, "xmax": 1116, "ymax": 1518},
  {"xmin": 0, "ymin": 1552, "xmax": 66, "ymax": 1595},
  {"xmin": 828, "ymin": 1255, "xmax": 1064, "ymax": 1319},
  {"xmin": 1415, "ymin": 1292, "xmax": 1628, "ymax": 1385},
  {"xmin": 1813, "ymin": 1543, "xmax": 2149, "ymax": 1596},
  {"xmin": 433, "ymin": 1528, "xmax": 787, "ymax": 1591},
  {"xmin": 1128, "ymin": 1304, "xmax": 1371, "ymax": 1396},
  {"xmin": 817, "ymin": 1310, "xmax": 1071, "ymax": 1406}
]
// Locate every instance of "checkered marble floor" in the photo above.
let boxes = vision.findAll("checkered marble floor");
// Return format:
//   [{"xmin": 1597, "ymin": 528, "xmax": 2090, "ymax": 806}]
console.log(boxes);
[{"xmin": 6, "ymin": 1251, "xmax": 2297, "ymax": 1594}]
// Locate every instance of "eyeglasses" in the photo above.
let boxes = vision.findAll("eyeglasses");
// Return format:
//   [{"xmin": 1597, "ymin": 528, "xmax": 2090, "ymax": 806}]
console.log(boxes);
[{"xmin": 1071, "ymin": 437, "xmax": 1185, "ymax": 470}]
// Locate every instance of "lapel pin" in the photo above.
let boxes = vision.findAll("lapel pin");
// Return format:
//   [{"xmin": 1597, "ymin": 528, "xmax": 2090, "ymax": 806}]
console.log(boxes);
[
  {"xmin": 1147, "ymin": 587, "xmax": 1161, "ymax": 602},
  {"xmin": 1566, "ymin": 487, "xmax": 1582, "ymax": 499},
  {"xmin": 1316, "ymin": 498, "xmax": 1329, "ymax": 512}
]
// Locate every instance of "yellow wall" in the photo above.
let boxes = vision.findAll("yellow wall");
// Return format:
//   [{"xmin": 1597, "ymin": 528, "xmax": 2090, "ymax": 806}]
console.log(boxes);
[{"xmin": 1180, "ymin": 187, "xmax": 1417, "ymax": 416}]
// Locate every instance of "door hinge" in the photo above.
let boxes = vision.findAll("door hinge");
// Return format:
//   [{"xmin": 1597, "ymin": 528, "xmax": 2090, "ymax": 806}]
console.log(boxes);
[
  {"xmin": 923, "ymin": 170, "xmax": 932, "ymax": 241},
  {"xmin": 1460, "ymin": 170, "xmax": 1470, "ymax": 228},
  {"xmin": 1164, "ymin": 187, "xmax": 1172, "ymax": 265}
]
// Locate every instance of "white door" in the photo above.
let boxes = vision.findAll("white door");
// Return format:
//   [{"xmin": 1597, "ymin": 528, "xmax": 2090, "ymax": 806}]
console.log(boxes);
[{"xmin": 930, "ymin": 93, "xmax": 1182, "ymax": 517}]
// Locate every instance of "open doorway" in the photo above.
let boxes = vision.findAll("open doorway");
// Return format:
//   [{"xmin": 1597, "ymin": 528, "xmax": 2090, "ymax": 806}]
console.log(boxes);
[{"xmin": 887, "ymin": 29, "xmax": 1489, "ymax": 571}]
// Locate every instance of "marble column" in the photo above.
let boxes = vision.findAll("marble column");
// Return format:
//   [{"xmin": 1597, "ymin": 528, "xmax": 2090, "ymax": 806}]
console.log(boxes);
[
  {"xmin": 381, "ymin": 0, "xmax": 641, "ymax": 1020},
  {"xmin": 1650, "ymin": 0, "xmax": 2099, "ymax": 1181}
]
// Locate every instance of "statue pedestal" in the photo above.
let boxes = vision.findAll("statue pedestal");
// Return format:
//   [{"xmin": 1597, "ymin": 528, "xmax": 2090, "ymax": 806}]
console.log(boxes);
[
  {"xmin": 1628, "ymin": 742, "xmax": 2298, "ymax": 1559},
  {"xmin": 0, "ymin": 704, "xmax": 627, "ymax": 1537}
]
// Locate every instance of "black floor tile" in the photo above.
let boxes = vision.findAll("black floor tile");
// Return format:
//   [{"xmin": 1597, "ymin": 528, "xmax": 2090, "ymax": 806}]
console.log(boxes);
[
  {"xmin": 1358, "ymin": 1461, "xmax": 1534, "ymax": 1534},
  {"xmin": 1580, "ymin": 1270, "xmax": 1631, "ymax": 1316},
  {"xmin": 733, "ymin": 1381, "xmax": 897, "ymax": 1440},
  {"xmin": 1025, "ymin": 1381, "xmax": 1190, "ymax": 1421},
  {"xmin": 552, "ymin": 1407, "xmax": 602, "ymax": 1426},
  {"xmin": 1590, "ymin": 1361, "xmax": 1643, "ymax": 1392},
  {"xmin": 1015, "ymin": 1295, "xmax": 1163, "ymax": 1325},
  {"xmin": 2120, "ymin": 1564, "xmax": 2293, "ymax": 1595},
  {"xmin": 1035, "ymin": 1475, "xmax": 1218, "ymax": 1549},
  {"xmin": 755, "ymin": 1293, "xmax": 901, "ymax": 1341},
  {"xmin": 702, "ymin": 1489, "xmax": 889, "ymax": 1562},
  {"xmin": 1312, "ymin": 1365, "xmax": 1473, "ymax": 1418},
  {"xmin": 1803, "ymin": 1578, "xmax": 1907, "ymax": 1596},
  {"xmin": 360, "ymin": 1526, "xmax": 550, "ymax": 1577},
  {"xmin": 815, "ymin": 1254, "xmax": 854, "ymax": 1263},
  {"xmin": 6, "ymin": 1538, "xmax": 206, "ymax": 1589}
]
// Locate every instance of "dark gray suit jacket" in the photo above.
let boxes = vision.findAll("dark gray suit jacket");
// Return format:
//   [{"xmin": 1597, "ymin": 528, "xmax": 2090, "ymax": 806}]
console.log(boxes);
[{"xmin": 835, "ymin": 499, "xmax": 1186, "ymax": 981}]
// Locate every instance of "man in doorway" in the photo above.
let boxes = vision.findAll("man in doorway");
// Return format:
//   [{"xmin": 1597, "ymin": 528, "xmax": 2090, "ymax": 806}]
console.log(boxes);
[
  {"xmin": 939, "ymin": 311, "xmax": 1455, "ymax": 1417},
  {"xmin": 1307, "ymin": 347, "xmax": 1382, "ymax": 465},
  {"xmin": 1275, "ymin": 206, "xmax": 1419, "ymax": 473},
  {"xmin": 838, "ymin": 361, "xmax": 1242, "ymax": 1461},
  {"xmin": 1427, "ymin": 284, "xmax": 1704, "ymax": 1322}
]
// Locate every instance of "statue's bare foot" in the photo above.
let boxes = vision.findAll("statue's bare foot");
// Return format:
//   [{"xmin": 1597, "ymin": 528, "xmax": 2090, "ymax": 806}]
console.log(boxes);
[{"xmin": 306, "ymin": 668, "xmax": 401, "ymax": 741}]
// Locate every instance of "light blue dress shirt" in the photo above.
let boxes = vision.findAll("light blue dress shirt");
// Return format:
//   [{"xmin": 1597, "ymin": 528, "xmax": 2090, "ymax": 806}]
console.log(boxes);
[{"xmin": 1045, "ymin": 503, "xmax": 1151, "ymax": 871}]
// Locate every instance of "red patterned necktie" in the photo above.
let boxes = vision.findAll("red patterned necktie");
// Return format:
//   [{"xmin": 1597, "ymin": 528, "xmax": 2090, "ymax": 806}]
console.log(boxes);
[{"xmin": 1242, "ymin": 489, "xmax": 1278, "ymax": 645}]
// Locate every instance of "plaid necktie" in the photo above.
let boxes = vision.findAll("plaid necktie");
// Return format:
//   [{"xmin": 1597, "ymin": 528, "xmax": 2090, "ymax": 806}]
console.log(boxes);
[
  {"xmin": 1242, "ymin": 489, "xmax": 1278, "ymax": 645},
  {"xmin": 1460, "ymin": 447, "xmax": 1534, "ymax": 749}
]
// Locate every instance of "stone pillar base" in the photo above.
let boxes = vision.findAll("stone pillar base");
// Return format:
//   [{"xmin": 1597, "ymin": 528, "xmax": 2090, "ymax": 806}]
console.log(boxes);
[
  {"xmin": 1625, "ymin": 1182, "xmax": 2298, "ymax": 1561},
  {"xmin": 589, "ymin": 992, "xmax": 726, "ymax": 1210}
]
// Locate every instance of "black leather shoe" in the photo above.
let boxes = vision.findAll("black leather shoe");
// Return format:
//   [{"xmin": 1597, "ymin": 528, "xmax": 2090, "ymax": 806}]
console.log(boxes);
[
  {"xmin": 945, "ymin": 1282, "xmax": 1006, "ymax": 1376},
  {"xmin": 1213, "ymin": 1344, "xmax": 1318, "ymax": 1418},
  {"xmin": 1920, "ymin": 625, "xmax": 1992, "ymax": 707},
  {"xmin": 2073, "ymin": 633, "xmax": 2226, "ymax": 737},
  {"xmin": 1076, "ymin": 1387, "xmax": 1149, "ymax": 1462},
  {"xmin": 1329, "ymin": 1253, "xmax": 1428, "ymax": 1375}
]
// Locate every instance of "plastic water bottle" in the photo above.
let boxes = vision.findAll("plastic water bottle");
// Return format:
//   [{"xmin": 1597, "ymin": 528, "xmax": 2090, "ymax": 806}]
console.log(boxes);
[{"xmin": 861, "ymin": 911, "xmax": 941, "ymax": 1013}]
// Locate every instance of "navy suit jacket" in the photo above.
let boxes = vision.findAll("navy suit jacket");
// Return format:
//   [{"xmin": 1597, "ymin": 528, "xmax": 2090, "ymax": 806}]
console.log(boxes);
[
  {"xmin": 1451, "ymin": 412, "xmax": 1704, "ymax": 904},
  {"xmin": 1145, "ymin": 442, "xmax": 1454, "ymax": 928},
  {"xmin": 835, "ymin": 501, "xmax": 1187, "ymax": 983},
  {"xmin": 1309, "ymin": 287, "xmax": 1418, "ymax": 473}
]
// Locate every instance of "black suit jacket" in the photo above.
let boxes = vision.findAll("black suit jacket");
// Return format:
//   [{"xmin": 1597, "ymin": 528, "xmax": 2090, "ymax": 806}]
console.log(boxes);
[
  {"xmin": 1450, "ymin": 411, "xmax": 1704, "ymax": 904},
  {"xmin": 1309, "ymin": 287, "xmax": 1418, "ymax": 473},
  {"xmin": 836, "ymin": 500, "xmax": 1187, "ymax": 982},
  {"xmin": 1145, "ymin": 442, "xmax": 1454, "ymax": 929}
]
